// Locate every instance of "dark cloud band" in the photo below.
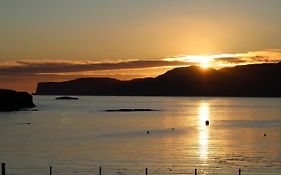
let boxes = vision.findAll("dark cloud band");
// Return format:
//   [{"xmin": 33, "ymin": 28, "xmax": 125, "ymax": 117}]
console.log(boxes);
[{"xmin": 0, "ymin": 60, "xmax": 189, "ymax": 75}]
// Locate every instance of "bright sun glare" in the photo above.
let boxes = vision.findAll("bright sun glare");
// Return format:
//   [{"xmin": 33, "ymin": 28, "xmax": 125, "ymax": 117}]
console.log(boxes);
[
  {"xmin": 186, "ymin": 56, "xmax": 211, "ymax": 68},
  {"xmin": 164, "ymin": 53, "xmax": 239, "ymax": 68},
  {"xmin": 198, "ymin": 102, "xmax": 210, "ymax": 160}
]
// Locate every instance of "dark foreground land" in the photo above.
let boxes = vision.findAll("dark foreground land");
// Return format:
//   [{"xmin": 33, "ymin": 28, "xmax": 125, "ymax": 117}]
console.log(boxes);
[{"xmin": 36, "ymin": 62, "xmax": 281, "ymax": 97}]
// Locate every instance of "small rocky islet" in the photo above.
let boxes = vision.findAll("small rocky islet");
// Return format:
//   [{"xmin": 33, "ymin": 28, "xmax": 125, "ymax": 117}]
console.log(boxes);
[{"xmin": 55, "ymin": 96, "xmax": 79, "ymax": 100}]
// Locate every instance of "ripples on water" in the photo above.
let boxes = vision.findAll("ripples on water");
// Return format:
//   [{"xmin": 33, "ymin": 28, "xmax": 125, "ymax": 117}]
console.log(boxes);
[{"xmin": 0, "ymin": 96, "xmax": 281, "ymax": 175}]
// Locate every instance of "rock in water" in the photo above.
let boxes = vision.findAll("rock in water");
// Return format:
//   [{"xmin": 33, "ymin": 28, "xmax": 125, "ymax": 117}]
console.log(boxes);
[
  {"xmin": 106, "ymin": 108, "xmax": 157, "ymax": 112},
  {"xmin": 0, "ymin": 89, "xmax": 35, "ymax": 111},
  {"xmin": 55, "ymin": 96, "xmax": 79, "ymax": 100}
]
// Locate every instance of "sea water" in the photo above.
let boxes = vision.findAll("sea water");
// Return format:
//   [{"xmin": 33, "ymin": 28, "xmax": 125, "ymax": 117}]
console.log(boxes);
[{"xmin": 0, "ymin": 96, "xmax": 281, "ymax": 175}]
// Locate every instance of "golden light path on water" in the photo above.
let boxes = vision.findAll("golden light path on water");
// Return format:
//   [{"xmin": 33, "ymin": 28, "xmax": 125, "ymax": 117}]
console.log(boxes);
[{"xmin": 198, "ymin": 102, "xmax": 210, "ymax": 162}]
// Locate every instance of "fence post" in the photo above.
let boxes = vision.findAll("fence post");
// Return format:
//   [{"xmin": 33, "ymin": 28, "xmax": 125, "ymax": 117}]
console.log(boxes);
[
  {"xmin": 239, "ymin": 168, "xmax": 241, "ymax": 175},
  {"xmin": 195, "ymin": 168, "xmax": 197, "ymax": 175},
  {"xmin": 99, "ymin": 166, "xmax": 101, "ymax": 175},
  {"xmin": 1, "ymin": 163, "xmax": 5, "ymax": 175},
  {"xmin": 50, "ymin": 166, "xmax": 52, "ymax": 175},
  {"xmin": 145, "ymin": 168, "xmax": 148, "ymax": 175}
]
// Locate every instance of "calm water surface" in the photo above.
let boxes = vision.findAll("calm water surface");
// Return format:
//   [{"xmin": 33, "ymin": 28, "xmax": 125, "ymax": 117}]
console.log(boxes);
[{"xmin": 0, "ymin": 96, "xmax": 281, "ymax": 175}]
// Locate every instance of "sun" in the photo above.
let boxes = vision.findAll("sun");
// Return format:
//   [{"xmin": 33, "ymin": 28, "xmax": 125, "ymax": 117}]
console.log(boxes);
[
  {"xmin": 185, "ymin": 55, "xmax": 212, "ymax": 68},
  {"xmin": 164, "ymin": 53, "xmax": 240, "ymax": 68},
  {"xmin": 200, "ymin": 61, "xmax": 210, "ymax": 69}
]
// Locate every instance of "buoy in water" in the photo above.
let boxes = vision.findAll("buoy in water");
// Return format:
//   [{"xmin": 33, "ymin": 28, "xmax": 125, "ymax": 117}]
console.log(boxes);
[{"xmin": 205, "ymin": 120, "xmax": 209, "ymax": 126}]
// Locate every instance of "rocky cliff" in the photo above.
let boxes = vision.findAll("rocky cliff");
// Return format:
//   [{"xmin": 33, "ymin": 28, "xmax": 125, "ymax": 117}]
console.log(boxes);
[{"xmin": 0, "ymin": 89, "xmax": 35, "ymax": 111}]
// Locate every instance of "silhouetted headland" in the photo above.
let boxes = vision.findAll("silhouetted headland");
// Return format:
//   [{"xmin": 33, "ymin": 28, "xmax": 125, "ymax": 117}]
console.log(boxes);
[
  {"xmin": 0, "ymin": 89, "xmax": 35, "ymax": 111},
  {"xmin": 55, "ymin": 96, "xmax": 79, "ymax": 100},
  {"xmin": 36, "ymin": 62, "xmax": 281, "ymax": 97}
]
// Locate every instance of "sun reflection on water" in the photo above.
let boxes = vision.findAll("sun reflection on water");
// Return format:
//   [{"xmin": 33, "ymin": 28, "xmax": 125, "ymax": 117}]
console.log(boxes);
[{"xmin": 198, "ymin": 102, "xmax": 210, "ymax": 160}]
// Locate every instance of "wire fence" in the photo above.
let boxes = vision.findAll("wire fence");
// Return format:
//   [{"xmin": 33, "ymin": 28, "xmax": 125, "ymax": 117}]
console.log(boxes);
[
  {"xmin": 1, "ymin": 163, "xmax": 247, "ymax": 175},
  {"xmin": 1, "ymin": 163, "xmax": 281, "ymax": 175}
]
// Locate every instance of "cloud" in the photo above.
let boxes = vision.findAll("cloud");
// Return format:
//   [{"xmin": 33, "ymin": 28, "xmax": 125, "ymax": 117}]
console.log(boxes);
[
  {"xmin": 213, "ymin": 49, "xmax": 281, "ymax": 65},
  {"xmin": 0, "ymin": 60, "xmax": 189, "ymax": 76},
  {"xmin": 213, "ymin": 57, "xmax": 246, "ymax": 63}
]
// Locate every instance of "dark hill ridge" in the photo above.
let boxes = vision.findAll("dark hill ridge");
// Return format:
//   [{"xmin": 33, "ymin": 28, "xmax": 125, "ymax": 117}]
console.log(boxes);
[
  {"xmin": 36, "ymin": 78, "xmax": 120, "ymax": 95},
  {"xmin": 35, "ymin": 62, "xmax": 281, "ymax": 97}
]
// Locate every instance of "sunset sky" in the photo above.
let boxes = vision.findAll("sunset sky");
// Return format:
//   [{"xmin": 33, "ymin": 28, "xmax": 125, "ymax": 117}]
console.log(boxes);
[{"xmin": 1, "ymin": 0, "xmax": 281, "ymax": 92}]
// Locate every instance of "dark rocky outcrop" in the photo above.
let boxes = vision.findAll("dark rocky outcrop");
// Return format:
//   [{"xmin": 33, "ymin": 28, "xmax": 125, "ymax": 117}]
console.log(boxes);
[
  {"xmin": 105, "ymin": 109, "xmax": 158, "ymax": 112},
  {"xmin": 35, "ymin": 62, "xmax": 281, "ymax": 97},
  {"xmin": 0, "ymin": 89, "xmax": 35, "ymax": 111},
  {"xmin": 55, "ymin": 96, "xmax": 79, "ymax": 100}
]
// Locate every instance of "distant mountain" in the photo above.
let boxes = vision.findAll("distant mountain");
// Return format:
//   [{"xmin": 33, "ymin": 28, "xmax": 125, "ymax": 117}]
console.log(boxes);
[
  {"xmin": 36, "ymin": 62, "xmax": 281, "ymax": 97},
  {"xmin": 36, "ymin": 78, "xmax": 120, "ymax": 95}
]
